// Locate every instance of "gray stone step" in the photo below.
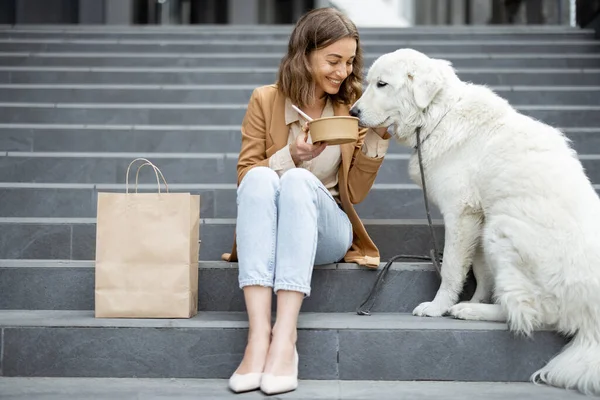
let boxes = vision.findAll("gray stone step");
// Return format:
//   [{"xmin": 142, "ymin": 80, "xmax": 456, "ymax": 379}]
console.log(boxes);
[
  {"xmin": 0, "ymin": 377, "xmax": 585, "ymax": 400},
  {"xmin": 2, "ymin": 52, "xmax": 600, "ymax": 68},
  {"xmin": 1, "ymin": 85, "xmax": 599, "ymax": 105},
  {"xmin": 0, "ymin": 217, "xmax": 441, "ymax": 261},
  {"xmin": 2, "ymin": 184, "xmax": 600, "ymax": 220},
  {"xmin": 0, "ymin": 260, "xmax": 453, "ymax": 313},
  {"xmin": 0, "ymin": 310, "xmax": 566, "ymax": 382},
  {"xmin": 3, "ymin": 153, "xmax": 600, "ymax": 185},
  {"xmin": 1, "ymin": 126, "xmax": 596, "ymax": 154},
  {"xmin": 1, "ymin": 28, "xmax": 595, "ymax": 40},
  {"xmin": 0, "ymin": 103, "xmax": 597, "ymax": 127},
  {"xmin": 1, "ymin": 39, "xmax": 598, "ymax": 54},
  {"xmin": 0, "ymin": 24, "xmax": 588, "ymax": 32},
  {"xmin": 2, "ymin": 67, "xmax": 598, "ymax": 85},
  {"xmin": 0, "ymin": 184, "xmax": 439, "ymax": 219}
]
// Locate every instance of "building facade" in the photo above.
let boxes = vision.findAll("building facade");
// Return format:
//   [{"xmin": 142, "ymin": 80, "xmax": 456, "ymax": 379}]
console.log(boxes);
[{"xmin": 0, "ymin": 0, "xmax": 575, "ymax": 26}]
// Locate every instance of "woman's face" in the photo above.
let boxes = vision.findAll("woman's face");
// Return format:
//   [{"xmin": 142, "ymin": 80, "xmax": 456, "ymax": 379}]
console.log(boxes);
[{"xmin": 309, "ymin": 37, "xmax": 356, "ymax": 100}]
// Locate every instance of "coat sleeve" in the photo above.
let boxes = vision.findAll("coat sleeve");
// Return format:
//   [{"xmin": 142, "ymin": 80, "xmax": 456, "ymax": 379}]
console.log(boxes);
[
  {"xmin": 236, "ymin": 88, "xmax": 272, "ymax": 185},
  {"xmin": 346, "ymin": 128, "xmax": 387, "ymax": 204}
]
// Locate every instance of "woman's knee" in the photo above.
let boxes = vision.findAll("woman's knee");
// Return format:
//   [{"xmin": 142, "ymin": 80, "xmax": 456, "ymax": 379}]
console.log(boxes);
[
  {"xmin": 238, "ymin": 167, "xmax": 279, "ymax": 201},
  {"xmin": 280, "ymin": 168, "xmax": 318, "ymax": 194}
]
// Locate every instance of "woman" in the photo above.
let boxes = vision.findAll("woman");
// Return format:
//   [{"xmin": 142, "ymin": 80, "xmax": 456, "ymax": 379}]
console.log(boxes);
[{"xmin": 221, "ymin": 7, "xmax": 391, "ymax": 395}]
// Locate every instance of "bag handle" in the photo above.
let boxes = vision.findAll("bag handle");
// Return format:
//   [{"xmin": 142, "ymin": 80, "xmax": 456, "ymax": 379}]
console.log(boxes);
[
  {"xmin": 125, "ymin": 158, "xmax": 169, "ymax": 194},
  {"xmin": 135, "ymin": 162, "xmax": 170, "ymax": 193}
]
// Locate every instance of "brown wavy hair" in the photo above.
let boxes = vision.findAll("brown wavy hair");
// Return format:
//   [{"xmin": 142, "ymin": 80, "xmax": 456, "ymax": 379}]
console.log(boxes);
[{"xmin": 276, "ymin": 7, "xmax": 363, "ymax": 108}]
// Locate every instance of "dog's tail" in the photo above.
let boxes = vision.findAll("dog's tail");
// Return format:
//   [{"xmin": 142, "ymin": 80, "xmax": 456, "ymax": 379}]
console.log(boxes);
[{"xmin": 531, "ymin": 328, "xmax": 600, "ymax": 396}]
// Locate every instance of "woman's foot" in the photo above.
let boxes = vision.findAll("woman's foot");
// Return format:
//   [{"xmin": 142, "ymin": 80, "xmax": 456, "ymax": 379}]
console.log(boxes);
[
  {"xmin": 263, "ymin": 335, "xmax": 297, "ymax": 376},
  {"xmin": 260, "ymin": 332, "xmax": 299, "ymax": 395},
  {"xmin": 229, "ymin": 332, "xmax": 270, "ymax": 393},
  {"xmin": 236, "ymin": 332, "xmax": 271, "ymax": 374}
]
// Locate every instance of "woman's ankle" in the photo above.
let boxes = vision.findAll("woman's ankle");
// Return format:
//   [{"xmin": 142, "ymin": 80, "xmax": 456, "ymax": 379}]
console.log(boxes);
[
  {"xmin": 271, "ymin": 325, "xmax": 297, "ymax": 345},
  {"xmin": 248, "ymin": 327, "xmax": 272, "ymax": 344}
]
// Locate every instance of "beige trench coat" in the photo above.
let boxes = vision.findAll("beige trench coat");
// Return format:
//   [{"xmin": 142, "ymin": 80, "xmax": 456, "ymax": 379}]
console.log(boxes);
[{"xmin": 221, "ymin": 84, "xmax": 386, "ymax": 268}]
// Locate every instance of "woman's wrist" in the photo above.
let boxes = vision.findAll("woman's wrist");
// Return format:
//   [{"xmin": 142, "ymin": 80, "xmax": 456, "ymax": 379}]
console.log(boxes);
[
  {"xmin": 289, "ymin": 143, "xmax": 300, "ymax": 166},
  {"xmin": 373, "ymin": 127, "xmax": 391, "ymax": 139}
]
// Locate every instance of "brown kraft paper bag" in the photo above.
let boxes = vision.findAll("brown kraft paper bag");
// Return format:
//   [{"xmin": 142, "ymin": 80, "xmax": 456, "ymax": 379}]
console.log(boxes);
[{"xmin": 95, "ymin": 158, "xmax": 200, "ymax": 318}]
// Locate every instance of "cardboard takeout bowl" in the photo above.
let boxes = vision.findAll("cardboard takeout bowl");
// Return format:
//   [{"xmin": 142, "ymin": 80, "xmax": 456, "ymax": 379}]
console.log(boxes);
[{"xmin": 308, "ymin": 116, "xmax": 362, "ymax": 145}]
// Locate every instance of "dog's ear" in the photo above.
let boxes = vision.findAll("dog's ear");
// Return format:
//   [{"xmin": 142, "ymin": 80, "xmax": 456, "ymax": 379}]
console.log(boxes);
[{"xmin": 411, "ymin": 63, "xmax": 444, "ymax": 110}]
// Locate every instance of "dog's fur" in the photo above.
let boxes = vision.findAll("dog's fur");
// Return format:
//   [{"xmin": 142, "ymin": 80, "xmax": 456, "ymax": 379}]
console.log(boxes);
[{"xmin": 350, "ymin": 48, "xmax": 600, "ymax": 396}]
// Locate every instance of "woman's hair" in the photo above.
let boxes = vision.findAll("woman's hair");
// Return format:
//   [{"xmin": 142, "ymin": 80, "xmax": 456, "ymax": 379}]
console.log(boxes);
[{"xmin": 276, "ymin": 7, "xmax": 363, "ymax": 108}]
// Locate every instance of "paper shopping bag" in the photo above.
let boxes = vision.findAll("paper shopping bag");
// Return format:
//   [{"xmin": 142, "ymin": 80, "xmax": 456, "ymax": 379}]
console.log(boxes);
[{"xmin": 95, "ymin": 158, "xmax": 200, "ymax": 318}]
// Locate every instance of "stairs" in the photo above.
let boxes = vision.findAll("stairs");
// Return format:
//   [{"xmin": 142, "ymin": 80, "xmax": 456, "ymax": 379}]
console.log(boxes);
[
  {"xmin": 0, "ymin": 24, "xmax": 598, "ymax": 398},
  {"xmin": 0, "ymin": 378, "xmax": 583, "ymax": 399}
]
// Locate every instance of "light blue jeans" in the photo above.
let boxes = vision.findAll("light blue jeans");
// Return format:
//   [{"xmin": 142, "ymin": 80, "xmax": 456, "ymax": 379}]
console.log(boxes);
[{"xmin": 236, "ymin": 167, "xmax": 353, "ymax": 297}]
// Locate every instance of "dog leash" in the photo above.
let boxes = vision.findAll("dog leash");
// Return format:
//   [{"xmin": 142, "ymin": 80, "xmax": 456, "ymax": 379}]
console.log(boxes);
[{"xmin": 356, "ymin": 126, "xmax": 444, "ymax": 316}]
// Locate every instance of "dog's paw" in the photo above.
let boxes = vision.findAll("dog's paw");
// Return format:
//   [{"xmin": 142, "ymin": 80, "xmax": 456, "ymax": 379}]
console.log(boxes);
[
  {"xmin": 412, "ymin": 301, "xmax": 449, "ymax": 317},
  {"xmin": 449, "ymin": 303, "xmax": 483, "ymax": 320}
]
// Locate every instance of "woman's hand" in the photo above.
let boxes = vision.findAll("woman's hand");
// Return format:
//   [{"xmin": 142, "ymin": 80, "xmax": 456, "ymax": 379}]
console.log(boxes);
[
  {"xmin": 373, "ymin": 126, "xmax": 392, "ymax": 139},
  {"xmin": 290, "ymin": 124, "xmax": 327, "ymax": 165}
]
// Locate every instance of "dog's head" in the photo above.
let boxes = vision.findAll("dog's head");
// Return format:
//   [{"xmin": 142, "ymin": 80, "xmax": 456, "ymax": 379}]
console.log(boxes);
[{"xmin": 350, "ymin": 48, "xmax": 454, "ymax": 141}]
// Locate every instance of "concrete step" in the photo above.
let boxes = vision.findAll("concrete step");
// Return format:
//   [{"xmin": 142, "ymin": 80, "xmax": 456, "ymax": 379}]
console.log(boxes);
[
  {"xmin": 9, "ymin": 152, "xmax": 600, "ymax": 184},
  {"xmin": 0, "ymin": 217, "xmax": 441, "ymax": 261},
  {"xmin": 0, "ymin": 183, "xmax": 422, "ymax": 218},
  {"xmin": 0, "ymin": 103, "xmax": 597, "ymax": 127},
  {"xmin": 0, "ymin": 260, "xmax": 452, "ymax": 313},
  {"xmin": 1, "ymin": 85, "xmax": 599, "ymax": 105},
  {"xmin": 0, "ymin": 378, "xmax": 585, "ymax": 400},
  {"xmin": 0, "ymin": 24, "xmax": 588, "ymax": 32},
  {"xmin": 1, "ymin": 39, "xmax": 598, "ymax": 54},
  {"xmin": 1, "ymin": 28, "xmax": 595, "ymax": 41},
  {"xmin": 2, "ymin": 52, "xmax": 600, "ymax": 69},
  {"xmin": 1, "ymin": 126, "xmax": 596, "ymax": 154},
  {"xmin": 0, "ymin": 184, "xmax": 441, "ymax": 220},
  {"xmin": 0, "ymin": 310, "xmax": 566, "ymax": 382},
  {"xmin": 2, "ymin": 67, "xmax": 598, "ymax": 85},
  {"xmin": 3, "ymin": 153, "xmax": 600, "ymax": 185},
  {"xmin": 2, "ymin": 183, "xmax": 600, "ymax": 220}
]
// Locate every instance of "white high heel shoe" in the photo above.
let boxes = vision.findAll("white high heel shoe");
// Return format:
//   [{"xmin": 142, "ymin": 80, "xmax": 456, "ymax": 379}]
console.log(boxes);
[
  {"xmin": 228, "ymin": 371, "xmax": 262, "ymax": 393},
  {"xmin": 260, "ymin": 347, "xmax": 299, "ymax": 395}
]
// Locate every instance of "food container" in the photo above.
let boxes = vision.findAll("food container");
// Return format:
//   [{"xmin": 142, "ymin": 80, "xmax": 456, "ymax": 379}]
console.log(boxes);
[{"xmin": 307, "ymin": 116, "xmax": 361, "ymax": 145}]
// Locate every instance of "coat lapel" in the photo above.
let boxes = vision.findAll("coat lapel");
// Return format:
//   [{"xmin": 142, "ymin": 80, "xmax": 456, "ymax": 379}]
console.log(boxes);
[
  {"xmin": 267, "ymin": 89, "xmax": 289, "ymax": 157},
  {"xmin": 333, "ymin": 102, "xmax": 355, "ymax": 176}
]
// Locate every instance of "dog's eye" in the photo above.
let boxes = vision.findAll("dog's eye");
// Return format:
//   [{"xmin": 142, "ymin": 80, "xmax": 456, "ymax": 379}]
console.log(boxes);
[{"xmin": 376, "ymin": 81, "xmax": 387, "ymax": 88}]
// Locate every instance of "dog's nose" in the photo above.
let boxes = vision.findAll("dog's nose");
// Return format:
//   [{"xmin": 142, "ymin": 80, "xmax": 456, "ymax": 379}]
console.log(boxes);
[{"xmin": 349, "ymin": 108, "xmax": 360, "ymax": 118}]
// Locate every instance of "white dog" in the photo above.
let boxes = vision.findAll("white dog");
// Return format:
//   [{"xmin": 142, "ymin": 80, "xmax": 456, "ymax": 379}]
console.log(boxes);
[{"xmin": 350, "ymin": 48, "xmax": 600, "ymax": 396}]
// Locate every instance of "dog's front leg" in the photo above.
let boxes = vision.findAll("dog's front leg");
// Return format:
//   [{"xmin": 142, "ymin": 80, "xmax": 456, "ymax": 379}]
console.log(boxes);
[{"xmin": 413, "ymin": 212, "xmax": 482, "ymax": 317}]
